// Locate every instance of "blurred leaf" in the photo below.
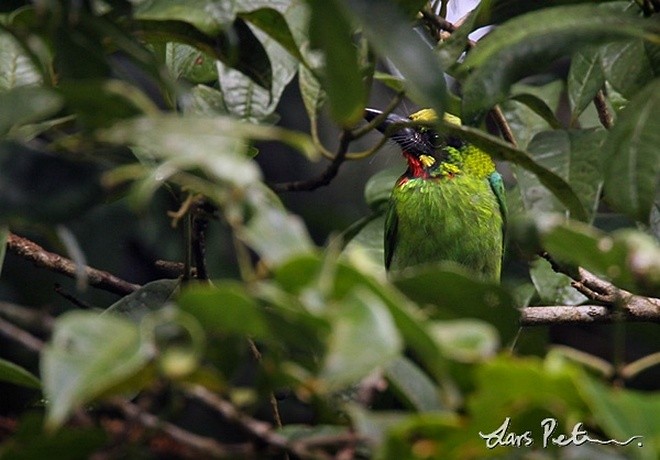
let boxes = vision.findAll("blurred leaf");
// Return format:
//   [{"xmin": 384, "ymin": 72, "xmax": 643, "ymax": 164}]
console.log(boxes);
[
  {"xmin": 601, "ymin": 39, "xmax": 658, "ymax": 100},
  {"xmin": 373, "ymin": 71, "xmax": 405, "ymax": 92},
  {"xmin": 320, "ymin": 287, "xmax": 402, "ymax": 389},
  {"xmin": 539, "ymin": 219, "xmax": 660, "ymax": 296},
  {"xmin": 460, "ymin": 5, "xmax": 660, "ymax": 123},
  {"xmin": 178, "ymin": 281, "xmax": 270, "ymax": 338},
  {"xmin": 0, "ymin": 357, "xmax": 41, "ymax": 389},
  {"xmin": 299, "ymin": 63, "xmax": 324, "ymax": 129},
  {"xmin": 436, "ymin": 119, "xmax": 589, "ymax": 221},
  {"xmin": 166, "ymin": 42, "xmax": 217, "ymax": 83},
  {"xmin": 603, "ymin": 79, "xmax": 660, "ymax": 223},
  {"xmin": 519, "ymin": 129, "xmax": 605, "ymax": 221},
  {"xmin": 104, "ymin": 279, "xmax": 180, "ymax": 323},
  {"xmin": 342, "ymin": 0, "xmax": 447, "ymax": 116},
  {"xmin": 0, "ymin": 225, "xmax": 7, "ymax": 276},
  {"xmin": 307, "ymin": 0, "xmax": 367, "ymax": 126},
  {"xmin": 578, "ymin": 376, "xmax": 660, "ymax": 460},
  {"xmin": 342, "ymin": 215, "xmax": 386, "ymax": 277},
  {"xmin": 180, "ymin": 84, "xmax": 228, "ymax": 115},
  {"xmin": 429, "ymin": 319, "xmax": 500, "ymax": 363},
  {"xmin": 378, "ymin": 412, "xmax": 463, "ymax": 459},
  {"xmin": 471, "ymin": 0, "xmax": 602, "ymax": 28},
  {"xmin": 0, "ymin": 31, "xmax": 42, "ymax": 89},
  {"xmin": 385, "ymin": 357, "xmax": 445, "ymax": 412},
  {"xmin": 568, "ymin": 46, "xmax": 605, "ymax": 124},
  {"xmin": 529, "ymin": 257, "xmax": 587, "ymax": 305},
  {"xmin": 133, "ymin": 0, "xmax": 235, "ymax": 35},
  {"xmin": 42, "ymin": 311, "xmax": 152, "ymax": 430},
  {"xmin": 0, "ymin": 86, "xmax": 63, "ymax": 136},
  {"xmin": 392, "ymin": 265, "xmax": 519, "ymax": 345},
  {"xmin": 0, "ymin": 142, "xmax": 102, "ymax": 224}
]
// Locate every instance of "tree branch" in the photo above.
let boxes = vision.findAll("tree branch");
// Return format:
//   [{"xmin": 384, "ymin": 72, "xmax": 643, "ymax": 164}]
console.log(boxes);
[
  {"xmin": 594, "ymin": 89, "xmax": 614, "ymax": 130},
  {"xmin": 520, "ymin": 302, "xmax": 660, "ymax": 326},
  {"xmin": 6, "ymin": 233, "xmax": 140, "ymax": 296},
  {"xmin": 270, "ymin": 130, "xmax": 353, "ymax": 193}
]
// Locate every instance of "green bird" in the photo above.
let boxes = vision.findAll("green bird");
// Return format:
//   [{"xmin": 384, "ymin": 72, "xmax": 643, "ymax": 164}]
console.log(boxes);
[{"xmin": 365, "ymin": 108, "xmax": 506, "ymax": 281}]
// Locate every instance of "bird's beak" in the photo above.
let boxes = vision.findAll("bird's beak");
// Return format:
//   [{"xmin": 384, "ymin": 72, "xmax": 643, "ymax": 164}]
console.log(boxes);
[{"xmin": 364, "ymin": 108, "xmax": 411, "ymax": 135}]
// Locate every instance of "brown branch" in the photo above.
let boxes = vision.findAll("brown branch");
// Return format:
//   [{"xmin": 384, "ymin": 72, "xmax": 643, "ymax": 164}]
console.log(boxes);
[
  {"xmin": 6, "ymin": 233, "xmax": 140, "ymax": 296},
  {"xmin": 594, "ymin": 89, "xmax": 614, "ymax": 129},
  {"xmin": 186, "ymin": 385, "xmax": 334, "ymax": 460},
  {"xmin": 111, "ymin": 397, "xmax": 251, "ymax": 458},
  {"xmin": 520, "ymin": 302, "xmax": 660, "ymax": 326},
  {"xmin": 270, "ymin": 130, "xmax": 353, "ymax": 193},
  {"xmin": 490, "ymin": 105, "xmax": 518, "ymax": 147},
  {"xmin": 0, "ymin": 316, "xmax": 44, "ymax": 353}
]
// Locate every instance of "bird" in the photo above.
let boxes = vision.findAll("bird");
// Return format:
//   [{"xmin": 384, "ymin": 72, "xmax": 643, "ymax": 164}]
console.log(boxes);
[{"xmin": 364, "ymin": 108, "xmax": 506, "ymax": 281}]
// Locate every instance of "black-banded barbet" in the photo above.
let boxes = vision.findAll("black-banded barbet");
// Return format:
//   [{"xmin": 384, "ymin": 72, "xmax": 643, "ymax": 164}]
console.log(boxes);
[{"xmin": 365, "ymin": 108, "xmax": 506, "ymax": 281}]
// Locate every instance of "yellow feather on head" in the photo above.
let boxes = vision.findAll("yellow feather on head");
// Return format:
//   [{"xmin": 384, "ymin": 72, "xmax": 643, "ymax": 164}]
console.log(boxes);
[{"xmin": 408, "ymin": 108, "xmax": 461, "ymax": 126}]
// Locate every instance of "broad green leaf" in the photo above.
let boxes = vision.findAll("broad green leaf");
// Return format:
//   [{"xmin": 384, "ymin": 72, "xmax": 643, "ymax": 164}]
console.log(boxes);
[
  {"xmin": 385, "ymin": 357, "xmax": 445, "ymax": 412},
  {"xmin": 239, "ymin": 7, "xmax": 307, "ymax": 65},
  {"xmin": 342, "ymin": 0, "xmax": 447, "ymax": 117},
  {"xmin": 0, "ymin": 31, "xmax": 42, "ymax": 89},
  {"xmin": 320, "ymin": 287, "xmax": 402, "ymax": 389},
  {"xmin": 0, "ymin": 142, "xmax": 102, "ymax": 224},
  {"xmin": 510, "ymin": 93, "xmax": 561, "ymax": 129},
  {"xmin": 392, "ymin": 265, "xmax": 519, "ymax": 345},
  {"xmin": 539, "ymin": 218, "xmax": 660, "ymax": 296},
  {"xmin": 104, "ymin": 279, "xmax": 180, "ymax": 322},
  {"xmin": 180, "ymin": 84, "xmax": 229, "ymax": 115},
  {"xmin": 342, "ymin": 215, "xmax": 386, "ymax": 277},
  {"xmin": 601, "ymin": 39, "xmax": 658, "ymax": 100},
  {"xmin": 519, "ymin": 129, "xmax": 606, "ymax": 221},
  {"xmin": 0, "ymin": 357, "xmax": 41, "ymax": 389},
  {"xmin": 568, "ymin": 46, "xmax": 605, "ymax": 124},
  {"xmin": 42, "ymin": 312, "xmax": 152, "ymax": 430},
  {"xmin": 0, "ymin": 86, "xmax": 63, "ymax": 136},
  {"xmin": 471, "ymin": 0, "xmax": 602, "ymax": 28},
  {"xmin": 529, "ymin": 258, "xmax": 587, "ymax": 305},
  {"xmin": 578, "ymin": 376, "xmax": 660, "ymax": 460},
  {"xmin": 429, "ymin": 319, "xmax": 500, "ymax": 363},
  {"xmin": 435, "ymin": 119, "xmax": 589, "ymax": 221},
  {"xmin": 603, "ymin": 79, "xmax": 660, "ymax": 223},
  {"xmin": 178, "ymin": 281, "xmax": 269, "ymax": 338},
  {"xmin": 460, "ymin": 5, "xmax": 660, "ymax": 124},
  {"xmin": 166, "ymin": 42, "xmax": 217, "ymax": 83},
  {"xmin": 133, "ymin": 0, "xmax": 235, "ymax": 35},
  {"xmin": 364, "ymin": 167, "xmax": 400, "ymax": 212},
  {"xmin": 307, "ymin": 0, "xmax": 366, "ymax": 126}
]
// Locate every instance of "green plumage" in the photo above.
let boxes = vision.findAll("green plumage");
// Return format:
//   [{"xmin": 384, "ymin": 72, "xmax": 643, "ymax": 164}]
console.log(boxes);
[{"xmin": 366, "ymin": 108, "xmax": 506, "ymax": 281}]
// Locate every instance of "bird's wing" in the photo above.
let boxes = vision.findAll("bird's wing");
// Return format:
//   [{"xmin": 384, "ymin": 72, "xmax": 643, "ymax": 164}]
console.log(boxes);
[
  {"xmin": 384, "ymin": 201, "xmax": 398, "ymax": 271},
  {"xmin": 488, "ymin": 171, "xmax": 507, "ymax": 237}
]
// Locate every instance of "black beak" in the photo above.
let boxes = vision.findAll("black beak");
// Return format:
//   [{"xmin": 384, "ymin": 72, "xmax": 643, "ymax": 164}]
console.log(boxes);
[{"xmin": 364, "ymin": 108, "xmax": 411, "ymax": 135}]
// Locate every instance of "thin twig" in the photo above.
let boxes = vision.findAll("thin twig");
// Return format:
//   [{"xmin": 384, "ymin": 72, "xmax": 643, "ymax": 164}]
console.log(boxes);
[
  {"xmin": 0, "ymin": 316, "xmax": 44, "ymax": 353},
  {"xmin": 594, "ymin": 89, "xmax": 614, "ymax": 129},
  {"xmin": 54, "ymin": 283, "xmax": 94, "ymax": 309},
  {"xmin": 271, "ymin": 130, "xmax": 353, "ymax": 193},
  {"xmin": 6, "ymin": 233, "xmax": 140, "ymax": 296},
  {"xmin": 0, "ymin": 301, "xmax": 54, "ymax": 333},
  {"xmin": 186, "ymin": 385, "xmax": 333, "ymax": 460},
  {"xmin": 490, "ymin": 105, "xmax": 518, "ymax": 147}
]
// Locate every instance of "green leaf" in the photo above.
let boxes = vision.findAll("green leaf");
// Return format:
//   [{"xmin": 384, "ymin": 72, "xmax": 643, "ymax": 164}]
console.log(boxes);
[
  {"xmin": 181, "ymin": 84, "xmax": 229, "ymax": 115},
  {"xmin": 0, "ymin": 86, "xmax": 63, "ymax": 136},
  {"xmin": 239, "ymin": 7, "xmax": 307, "ymax": 65},
  {"xmin": 601, "ymin": 39, "xmax": 658, "ymax": 100},
  {"xmin": 342, "ymin": 0, "xmax": 447, "ymax": 116},
  {"xmin": 104, "ymin": 279, "xmax": 180, "ymax": 323},
  {"xmin": 460, "ymin": 5, "xmax": 660, "ymax": 124},
  {"xmin": 519, "ymin": 129, "xmax": 606, "ymax": 222},
  {"xmin": 134, "ymin": 0, "xmax": 235, "ymax": 35},
  {"xmin": 436, "ymin": 119, "xmax": 590, "ymax": 221},
  {"xmin": 320, "ymin": 287, "xmax": 402, "ymax": 390},
  {"xmin": 392, "ymin": 265, "xmax": 519, "ymax": 345},
  {"xmin": 0, "ymin": 30, "xmax": 42, "ymax": 90},
  {"xmin": 364, "ymin": 167, "xmax": 400, "ymax": 212},
  {"xmin": 429, "ymin": 319, "xmax": 500, "ymax": 363},
  {"xmin": 603, "ymin": 79, "xmax": 660, "ymax": 223},
  {"xmin": 0, "ymin": 142, "xmax": 103, "ymax": 224},
  {"xmin": 578, "ymin": 376, "xmax": 660, "ymax": 460},
  {"xmin": 509, "ymin": 93, "xmax": 561, "ymax": 129},
  {"xmin": 567, "ymin": 46, "xmax": 605, "ymax": 124},
  {"xmin": 177, "ymin": 281, "xmax": 269, "ymax": 338},
  {"xmin": 166, "ymin": 42, "xmax": 217, "ymax": 83},
  {"xmin": 0, "ymin": 357, "xmax": 41, "ymax": 389},
  {"xmin": 471, "ymin": 0, "xmax": 602, "ymax": 28},
  {"xmin": 529, "ymin": 257, "xmax": 587, "ymax": 305},
  {"xmin": 385, "ymin": 357, "xmax": 445, "ymax": 412},
  {"xmin": 307, "ymin": 0, "xmax": 366, "ymax": 126},
  {"xmin": 42, "ymin": 311, "xmax": 152, "ymax": 430}
]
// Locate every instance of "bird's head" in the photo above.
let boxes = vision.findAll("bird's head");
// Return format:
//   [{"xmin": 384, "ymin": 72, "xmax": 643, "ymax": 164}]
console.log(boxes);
[{"xmin": 364, "ymin": 108, "xmax": 465, "ymax": 178}]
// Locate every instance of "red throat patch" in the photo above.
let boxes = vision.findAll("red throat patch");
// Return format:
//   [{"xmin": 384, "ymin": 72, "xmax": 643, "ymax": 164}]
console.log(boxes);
[{"xmin": 403, "ymin": 151, "xmax": 427, "ymax": 178}]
